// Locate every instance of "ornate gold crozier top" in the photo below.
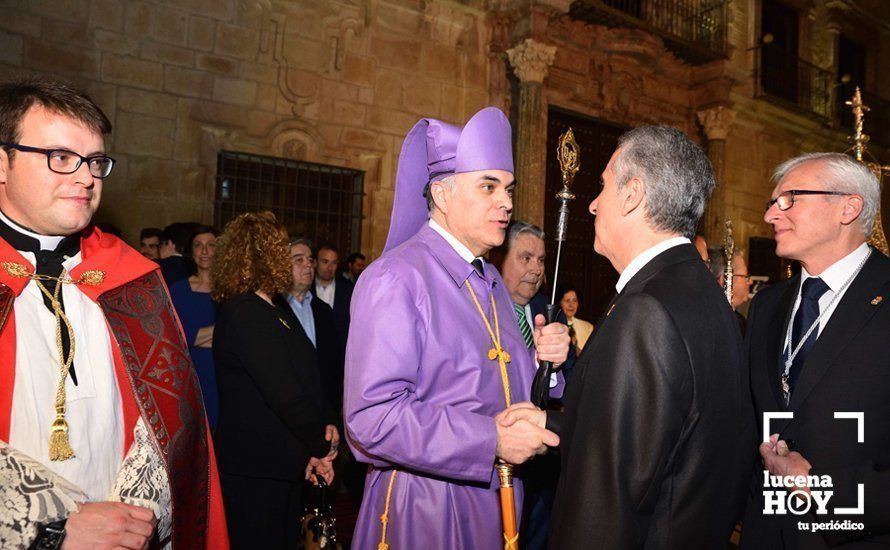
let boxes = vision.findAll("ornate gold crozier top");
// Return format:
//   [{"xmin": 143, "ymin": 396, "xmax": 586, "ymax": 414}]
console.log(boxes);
[{"xmin": 556, "ymin": 128, "xmax": 579, "ymax": 202}]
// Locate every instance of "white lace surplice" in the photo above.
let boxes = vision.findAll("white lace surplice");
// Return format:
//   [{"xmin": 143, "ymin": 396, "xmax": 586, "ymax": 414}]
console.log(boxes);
[{"xmin": 0, "ymin": 418, "xmax": 171, "ymax": 548}]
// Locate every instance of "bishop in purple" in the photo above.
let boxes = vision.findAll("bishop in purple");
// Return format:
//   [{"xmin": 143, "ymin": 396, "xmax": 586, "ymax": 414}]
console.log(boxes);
[{"xmin": 344, "ymin": 107, "xmax": 569, "ymax": 549}]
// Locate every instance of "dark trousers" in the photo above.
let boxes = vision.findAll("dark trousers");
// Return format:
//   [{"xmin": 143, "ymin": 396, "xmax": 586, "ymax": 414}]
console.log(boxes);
[
  {"xmin": 520, "ymin": 453, "xmax": 560, "ymax": 550},
  {"xmin": 222, "ymin": 472, "xmax": 304, "ymax": 550}
]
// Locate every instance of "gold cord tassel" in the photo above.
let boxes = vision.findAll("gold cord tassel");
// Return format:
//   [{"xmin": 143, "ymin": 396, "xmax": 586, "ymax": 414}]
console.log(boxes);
[{"xmin": 49, "ymin": 409, "xmax": 74, "ymax": 460}]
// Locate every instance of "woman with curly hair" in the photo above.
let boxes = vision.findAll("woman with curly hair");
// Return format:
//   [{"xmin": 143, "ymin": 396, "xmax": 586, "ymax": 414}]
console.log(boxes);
[{"xmin": 210, "ymin": 211, "xmax": 337, "ymax": 549}]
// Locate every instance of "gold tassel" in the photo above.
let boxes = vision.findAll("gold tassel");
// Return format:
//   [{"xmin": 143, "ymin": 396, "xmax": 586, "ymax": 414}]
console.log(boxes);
[{"xmin": 49, "ymin": 413, "xmax": 74, "ymax": 461}]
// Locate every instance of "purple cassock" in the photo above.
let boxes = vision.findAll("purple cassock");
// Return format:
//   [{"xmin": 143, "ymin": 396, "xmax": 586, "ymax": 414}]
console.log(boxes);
[{"xmin": 344, "ymin": 108, "xmax": 536, "ymax": 549}]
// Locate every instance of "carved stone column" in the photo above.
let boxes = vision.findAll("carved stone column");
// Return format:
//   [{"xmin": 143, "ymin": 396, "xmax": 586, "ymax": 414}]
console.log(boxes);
[
  {"xmin": 507, "ymin": 38, "xmax": 556, "ymax": 226},
  {"xmin": 697, "ymin": 106, "xmax": 737, "ymax": 244}
]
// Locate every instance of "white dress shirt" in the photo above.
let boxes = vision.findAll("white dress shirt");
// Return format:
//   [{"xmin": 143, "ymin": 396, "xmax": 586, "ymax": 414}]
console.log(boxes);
[
  {"xmin": 315, "ymin": 278, "xmax": 336, "ymax": 309},
  {"xmin": 429, "ymin": 219, "xmax": 481, "ymax": 265},
  {"xmin": 616, "ymin": 237, "xmax": 691, "ymax": 293},
  {"xmin": 286, "ymin": 291, "xmax": 317, "ymax": 347},
  {"xmin": 786, "ymin": 242, "xmax": 870, "ymax": 342}
]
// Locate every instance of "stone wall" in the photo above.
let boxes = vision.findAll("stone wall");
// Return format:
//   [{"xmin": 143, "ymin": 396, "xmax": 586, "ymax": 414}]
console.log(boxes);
[{"xmin": 0, "ymin": 0, "xmax": 493, "ymax": 256}]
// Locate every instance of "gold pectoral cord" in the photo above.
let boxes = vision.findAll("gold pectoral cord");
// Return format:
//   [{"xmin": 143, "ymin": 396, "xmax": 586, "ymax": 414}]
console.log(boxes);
[
  {"xmin": 1, "ymin": 261, "xmax": 105, "ymax": 461},
  {"xmin": 465, "ymin": 280, "xmax": 512, "ymax": 408}
]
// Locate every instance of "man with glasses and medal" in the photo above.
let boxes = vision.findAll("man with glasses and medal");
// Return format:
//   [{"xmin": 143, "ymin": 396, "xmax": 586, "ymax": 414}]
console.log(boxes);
[
  {"xmin": 741, "ymin": 152, "xmax": 890, "ymax": 548},
  {"xmin": 0, "ymin": 77, "xmax": 227, "ymax": 549},
  {"xmin": 344, "ymin": 107, "xmax": 569, "ymax": 549}
]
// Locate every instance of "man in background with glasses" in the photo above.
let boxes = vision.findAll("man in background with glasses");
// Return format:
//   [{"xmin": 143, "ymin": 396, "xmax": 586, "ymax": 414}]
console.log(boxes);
[
  {"xmin": 0, "ymin": 77, "xmax": 227, "ymax": 549},
  {"xmin": 742, "ymin": 152, "xmax": 890, "ymax": 548}
]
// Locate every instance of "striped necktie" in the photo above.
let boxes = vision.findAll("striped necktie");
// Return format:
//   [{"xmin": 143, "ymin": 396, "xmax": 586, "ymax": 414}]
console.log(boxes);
[{"xmin": 514, "ymin": 303, "xmax": 534, "ymax": 348}]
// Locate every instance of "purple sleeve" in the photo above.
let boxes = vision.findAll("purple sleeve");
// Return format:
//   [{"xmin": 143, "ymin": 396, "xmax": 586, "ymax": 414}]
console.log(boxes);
[{"xmin": 344, "ymin": 267, "xmax": 498, "ymax": 484}]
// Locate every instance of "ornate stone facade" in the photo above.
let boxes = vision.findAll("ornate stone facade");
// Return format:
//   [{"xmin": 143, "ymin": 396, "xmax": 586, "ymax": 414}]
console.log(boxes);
[{"xmin": 508, "ymin": 38, "xmax": 556, "ymax": 225}]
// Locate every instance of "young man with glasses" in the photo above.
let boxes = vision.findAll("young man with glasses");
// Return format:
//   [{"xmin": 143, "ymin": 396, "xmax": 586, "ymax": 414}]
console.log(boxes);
[
  {"xmin": 741, "ymin": 152, "xmax": 890, "ymax": 548},
  {"xmin": 0, "ymin": 77, "xmax": 227, "ymax": 549}
]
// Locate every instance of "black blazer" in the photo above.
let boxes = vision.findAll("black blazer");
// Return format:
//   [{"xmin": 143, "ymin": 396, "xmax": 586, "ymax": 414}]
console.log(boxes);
[
  {"xmin": 312, "ymin": 297, "xmax": 345, "ymax": 418},
  {"xmin": 741, "ymin": 249, "xmax": 890, "ymax": 549},
  {"xmin": 213, "ymin": 292, "xmax": 332, "ymax": 481},
  {"xmin": 275, "ymin": 294, "xmax": 345, "ymax": 419},
  {"xmin": 317, "ymin": 275, "xmax": 354, "ymax": 347},
  {"xmin": 547, "ymin": 244, "xmax": 754, "ymax": 549}
]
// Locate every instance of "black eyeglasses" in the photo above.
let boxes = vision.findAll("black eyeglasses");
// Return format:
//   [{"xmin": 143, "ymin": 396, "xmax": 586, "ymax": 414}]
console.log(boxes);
[
  {"xmin": 0, "ymin": 142, "xmax": 115, "ymax": 178},
  {"xmin": 765, "ymin": 190, "xmax": 850, "ymax": 212}
]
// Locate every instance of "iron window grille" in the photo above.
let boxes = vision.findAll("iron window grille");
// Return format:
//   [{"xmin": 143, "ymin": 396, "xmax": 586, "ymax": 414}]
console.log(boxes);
[{"xmin": 215, "ymin": 150, "xmax": 365, "ymax": 254}]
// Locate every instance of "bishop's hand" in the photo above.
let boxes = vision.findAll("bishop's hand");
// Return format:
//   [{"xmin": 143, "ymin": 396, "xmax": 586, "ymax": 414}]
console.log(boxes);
[{"xmin": 494, "ymin": 404, "xmax": 557, "ymax": 465}]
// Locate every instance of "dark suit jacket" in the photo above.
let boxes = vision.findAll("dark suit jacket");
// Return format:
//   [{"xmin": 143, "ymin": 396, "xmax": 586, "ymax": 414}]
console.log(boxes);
[
  {"xmin": 741, "ymin": 249, "xmax": 890, "ymax": 549},
  {"xmin": 213, "ymin": 292, "xmax": 333, "ymax": 481},
  {"xmin": 529, "ymin": 292, "xmax": 576, "ymax": 385},
  {"xmin": 275, "ymin": 294, "xmax": 345, "ymax": 419},
  {"xmin": 547, "ymin": 244, "xmax": 754, "ymax": 549},
  {"xmin": 317, "ymin": 275, "xmax": 354, "ymax": 346}
]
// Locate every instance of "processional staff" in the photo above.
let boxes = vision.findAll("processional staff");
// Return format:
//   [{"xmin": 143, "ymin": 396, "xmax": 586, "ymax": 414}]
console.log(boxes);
[
  {"xmin": 530, "ymin": 128, "xmax": 579, "ymax": 409},
  {"xmin": 845, "ymin": 87, "xmax": 890, "ymax": 255},
  {"xmin": 723, "ymin": 220, "xmax": 734, "ymax": 305}
]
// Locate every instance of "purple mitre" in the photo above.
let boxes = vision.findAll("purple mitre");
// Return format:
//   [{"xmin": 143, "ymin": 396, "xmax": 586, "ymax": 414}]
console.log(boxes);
[{"xmin": 384, "ymin": 106, "xmax": 514, "ymax": 252}]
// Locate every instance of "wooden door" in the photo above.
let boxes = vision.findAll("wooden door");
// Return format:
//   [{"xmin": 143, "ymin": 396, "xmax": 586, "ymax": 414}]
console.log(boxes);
[{"xmin": 543, "ymin": 108, "xmax": 626, "ymax": 321}]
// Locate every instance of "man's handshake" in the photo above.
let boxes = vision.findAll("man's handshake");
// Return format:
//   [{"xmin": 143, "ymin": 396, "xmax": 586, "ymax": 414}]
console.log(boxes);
[{"xmin": 494, "ymin": 402, "xmax": 555, "ymax": 465}]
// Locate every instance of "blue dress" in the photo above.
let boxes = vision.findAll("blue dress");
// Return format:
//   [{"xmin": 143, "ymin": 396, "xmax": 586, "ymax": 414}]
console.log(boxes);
[{"xmin": 170, "ymin": 279, "xmax": 219, "ymax": 430}]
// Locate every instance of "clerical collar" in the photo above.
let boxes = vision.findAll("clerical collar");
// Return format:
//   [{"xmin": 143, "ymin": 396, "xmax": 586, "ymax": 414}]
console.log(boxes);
[
  {"xmin": 0, "ymin": 208, "xmax": 79, "ymax": 255},
  {"xmin": 428, "ymin": 219, "xmax": 483, "ymax": 265},
  {"xmin": 616, "ymin": 236, "xmax": 690, "ymax": 293}
]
